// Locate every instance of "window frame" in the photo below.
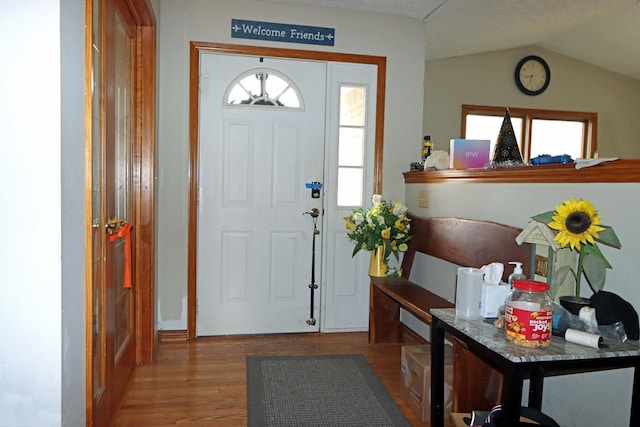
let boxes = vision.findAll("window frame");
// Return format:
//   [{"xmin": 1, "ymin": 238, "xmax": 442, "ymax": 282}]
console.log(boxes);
[{"xmin": 461, "ymin": 104, "xmax": 598, "ymax": 161}]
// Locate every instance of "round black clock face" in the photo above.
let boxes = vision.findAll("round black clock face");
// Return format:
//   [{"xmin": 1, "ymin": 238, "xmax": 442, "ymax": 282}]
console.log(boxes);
[{"xmin": 515, "ymin": 55, "xmax": 550, "ymax": 96}]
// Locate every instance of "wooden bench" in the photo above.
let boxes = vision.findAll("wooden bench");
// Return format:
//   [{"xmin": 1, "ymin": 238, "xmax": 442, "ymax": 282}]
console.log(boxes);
[
  {"xmin": 369, "ymin": 214, "xmax": 532, "ymax": 343},
  {"xmin": 369, "ymin": 214, "xmax": 533, "ymax": 411}
]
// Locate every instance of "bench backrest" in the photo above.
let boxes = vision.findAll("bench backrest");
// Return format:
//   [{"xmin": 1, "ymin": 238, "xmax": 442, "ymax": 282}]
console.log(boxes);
[{"xmin": 401, "ymin": 214, "xmax": 532, "ymax": 282}]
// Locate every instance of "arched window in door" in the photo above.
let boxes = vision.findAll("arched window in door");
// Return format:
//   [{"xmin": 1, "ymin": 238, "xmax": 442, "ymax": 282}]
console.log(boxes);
[{"xmin": 225, "ymin": 68, "xmax": 303, "ymax": 108}]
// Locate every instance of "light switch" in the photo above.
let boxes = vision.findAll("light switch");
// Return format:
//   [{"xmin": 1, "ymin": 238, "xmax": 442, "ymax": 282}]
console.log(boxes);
[{"xmin": 418, "ymin": 189, "xmax": 430, "ymax": 208}]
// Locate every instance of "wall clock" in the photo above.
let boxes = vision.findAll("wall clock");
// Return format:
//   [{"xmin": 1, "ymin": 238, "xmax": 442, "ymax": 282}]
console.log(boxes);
[{"xmin": 515, "ymin": 55, "xmax": 550, "ymax": 96}]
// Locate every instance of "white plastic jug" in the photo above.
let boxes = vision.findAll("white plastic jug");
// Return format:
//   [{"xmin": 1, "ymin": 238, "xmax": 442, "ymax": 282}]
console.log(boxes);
[{"xmin": 455, "ymin": 267, "xmax": 484, "ymax": 319}]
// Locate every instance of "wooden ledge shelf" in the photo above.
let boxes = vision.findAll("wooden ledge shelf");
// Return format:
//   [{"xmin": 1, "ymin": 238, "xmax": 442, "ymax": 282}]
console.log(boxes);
[{"xmin": 404, "ymin": 158, "xmax": 640, "ymax": 184}]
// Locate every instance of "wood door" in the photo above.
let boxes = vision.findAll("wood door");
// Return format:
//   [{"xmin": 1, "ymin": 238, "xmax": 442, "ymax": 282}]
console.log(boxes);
[{"xmin": 88, "ymin": 0, "xmax": 137, "ymax": 424}]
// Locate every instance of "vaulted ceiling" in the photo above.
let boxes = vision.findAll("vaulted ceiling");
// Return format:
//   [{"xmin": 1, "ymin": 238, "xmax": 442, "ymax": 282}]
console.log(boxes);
[{"xmin": 260, "ymin": 0, "xmax": 640, "ymax": 80}]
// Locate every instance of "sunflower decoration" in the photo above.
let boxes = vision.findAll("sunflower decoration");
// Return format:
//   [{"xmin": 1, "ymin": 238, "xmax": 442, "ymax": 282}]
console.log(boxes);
[
  {"xmin": 532, "ymin": 198, "xmax": 621, "ymax": 300},
  {"xmin": 548, "ymin": 198, "xmax": 605, "ymax": 250}
]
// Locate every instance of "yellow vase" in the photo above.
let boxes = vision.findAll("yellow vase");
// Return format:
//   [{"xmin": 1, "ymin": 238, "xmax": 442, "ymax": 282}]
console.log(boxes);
[{"xmin": 368, "ymin": 246, "xmax": 387, "ymax": 277}]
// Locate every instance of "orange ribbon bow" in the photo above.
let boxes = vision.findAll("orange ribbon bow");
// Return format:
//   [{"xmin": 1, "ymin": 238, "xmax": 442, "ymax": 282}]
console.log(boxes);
[{"xmin": 108, "ymin": 221, "xmax": 133, "ymax": 288}]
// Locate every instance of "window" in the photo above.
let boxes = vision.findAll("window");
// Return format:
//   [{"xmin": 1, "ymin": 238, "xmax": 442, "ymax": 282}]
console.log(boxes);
[
  {"xmin": 336, "ymin": 85, "xmax": 367, "ymax": 206},
  {"xmin": 225, "ymin": 69, "xmax": 302, "ymax": 108},
  {"xmin": 462, "ymin": 105, "xmax": 597, "ymax": 162}
]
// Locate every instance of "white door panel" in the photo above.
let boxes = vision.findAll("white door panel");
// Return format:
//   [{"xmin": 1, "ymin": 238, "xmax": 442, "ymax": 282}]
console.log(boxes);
[
  {"xmin": 321, "ymin": 62, "xmax": 378, "ymax": 332},
  {"xmin": 197, "ymin": 53, "xmax": 325, "ymax": 335}
]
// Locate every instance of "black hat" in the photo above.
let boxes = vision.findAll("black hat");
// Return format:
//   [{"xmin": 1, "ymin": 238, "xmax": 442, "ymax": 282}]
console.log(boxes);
[{"xmin": 590, "ymin": 290, "xmax": 639, "ymax": 340}]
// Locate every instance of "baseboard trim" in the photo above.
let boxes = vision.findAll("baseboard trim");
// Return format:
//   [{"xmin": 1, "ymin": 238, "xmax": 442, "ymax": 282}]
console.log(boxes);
[
  {"xmin": 158, "ymin": 329, "xmax": 188, "ymax": 343},
  {"xmin": 157, "ymin": 327, "xmax": 423, "ymax": 345}
]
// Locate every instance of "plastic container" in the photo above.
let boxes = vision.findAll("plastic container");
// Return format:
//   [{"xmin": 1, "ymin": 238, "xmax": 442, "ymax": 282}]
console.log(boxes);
[
  {"xmin": 507, "ymin": 261, "xmax": 526, "ymax": 286},
  {"xmin": 504, "ymin": 280, "xmax": 553, "ymax": 348},
  {"xmin": 422, "ymin": 135, "xmax": 433, "ymax": 160},
  {"xmin": 455, "ymin": 267, "xmax": 484, "ymax": 319}
]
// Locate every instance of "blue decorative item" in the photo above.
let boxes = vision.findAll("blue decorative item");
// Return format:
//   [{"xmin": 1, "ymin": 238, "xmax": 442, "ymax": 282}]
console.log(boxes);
[{"xmin": 530, "ymin": 154, "xmax": 574, "ymax": 165}]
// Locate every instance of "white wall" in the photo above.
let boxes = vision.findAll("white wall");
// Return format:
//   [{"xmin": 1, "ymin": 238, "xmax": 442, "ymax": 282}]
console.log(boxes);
[
  {"xmin": 423, "ymin": 46, "xmax": 640, "ymax": 158},
  {"xmin": 155, "ymin": 0, "xmax": 426, "ymax": 330},
  {"xmin": 60, "ymin": 0, "xmax": 88, "ymax": 424},
  {"xmin": 0, "ymin": 0, "xmax": 86, "ymax": 425},
  {"xmin": 406, "ymin": 181, "xmax": 640, "ymax": 427}
]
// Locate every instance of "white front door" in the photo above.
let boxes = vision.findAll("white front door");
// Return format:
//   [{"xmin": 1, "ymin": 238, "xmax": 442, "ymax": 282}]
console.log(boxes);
[
  {"xmin": 197, "ymin": 53, "xmax": 325, "ymax": 335},
  {"xmin": 196, "ymin": 53, "xmax": 379, "ymax": 336}
]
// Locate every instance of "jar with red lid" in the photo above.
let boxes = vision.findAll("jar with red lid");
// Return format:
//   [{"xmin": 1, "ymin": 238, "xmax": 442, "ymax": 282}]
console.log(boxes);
[{"xmin": 504, "ymin": 279, "xmax": 553, "ymax": 348}]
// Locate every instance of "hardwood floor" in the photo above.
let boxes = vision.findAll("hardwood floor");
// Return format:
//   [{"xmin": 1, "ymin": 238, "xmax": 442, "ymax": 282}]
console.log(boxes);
[{"xmin": 110, "ymin": 332, "xmax": 439, "ymax": 426}]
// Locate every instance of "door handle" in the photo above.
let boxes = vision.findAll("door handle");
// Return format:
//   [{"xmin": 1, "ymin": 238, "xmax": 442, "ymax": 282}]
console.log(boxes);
[
  {"xmin": 105, "ymin": 217, "xmax": 126, "ymax": 235},
  {"xmin": 303, "ymin": 208, "xmax": 320, "ymax": 218}
]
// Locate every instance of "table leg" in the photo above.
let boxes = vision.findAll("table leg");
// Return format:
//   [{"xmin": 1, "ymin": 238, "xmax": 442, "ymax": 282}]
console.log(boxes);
[
  {"xmin": 631, "ymin": 366, "xmax": 640, "ymax": 426},
  {"xmin": 498, "ymin": 367, "xmax": 524, "ymax": 427},
  {"xmin": 528, "ymin": 366, "xmax": 544, "ymax": 409},
  {"xmin": 431, "ymin": 318, "xmax": 445, "ymax": 427}
]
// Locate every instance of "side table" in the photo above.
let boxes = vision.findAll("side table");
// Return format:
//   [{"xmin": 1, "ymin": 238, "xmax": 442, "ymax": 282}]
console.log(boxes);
[{"xmin": 430, "ymin": 308, "xmax": 640, "ymax": 427}]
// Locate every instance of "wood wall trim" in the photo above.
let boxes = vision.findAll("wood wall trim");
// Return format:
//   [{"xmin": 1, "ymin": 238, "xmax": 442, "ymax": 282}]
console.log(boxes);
[
  {"xmin": 121, "ymin": 0, "xmax": 156, "ymax": 26},
  {"xmin": 84, "ymin": 0, "xmax": 95, "ymax": 422},
  {"xmin": 187, "ymin": 42, "xmax": 387, "ymax": 340},
  {"xmin": 404, "ymin": 159, "xmax": 640, "ymax": 184},
  {"xmin": 190, "ymin": 41, "xmax": 385, "ymax": 65},
  {"xmin": 373, "ymin": 58, "xmax": 386, "ymax": 194},
  {"xmin": 135, "ymin": 24, "xmax": 156, "ymax": 364},
  {"xmin": 187, "ymin": 43, "xmax": 200, "ymax": 341},
  {"xmin": 158, "ymin": 330, "xmax": 188, "ymax": 343}
]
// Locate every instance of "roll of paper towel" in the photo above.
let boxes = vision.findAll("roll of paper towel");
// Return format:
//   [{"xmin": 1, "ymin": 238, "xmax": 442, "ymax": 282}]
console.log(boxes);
[
  {"xmin": 564, "ymin": 328, "xmax": 606, "ymax": 349},
  {"xmin": 579, "ymin": 306, "xmax": 598, "ymax": 327}
]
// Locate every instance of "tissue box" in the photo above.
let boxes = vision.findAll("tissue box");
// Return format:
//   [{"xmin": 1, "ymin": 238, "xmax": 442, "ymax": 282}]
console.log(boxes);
[
  {"xmin": 449, "ymin": 139, "xmax": 491, "ymax": 169},
  {"xmin": 481, "ymin": 281, "xmax": 511, "ymax": 318},
  {"xmin": 400, "ymin": 344, "xmax": 454, "ymax": 422}
]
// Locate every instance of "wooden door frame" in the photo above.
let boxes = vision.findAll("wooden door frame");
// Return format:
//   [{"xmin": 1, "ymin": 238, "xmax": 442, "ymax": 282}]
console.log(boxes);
[
  {"xmin": 85, "ymin": 0, "xmax": 156, "ymax": 423},
  {"xmin": 128, "ymin": 3, "xmax": 157, "ymax": 366},
  {"xmin": 186, "ymin": 42, "xmax": 386, "ymax": 340},
  {"xmin": 113, "ymin": 0, "xmax": 157, "ymax": 367}
]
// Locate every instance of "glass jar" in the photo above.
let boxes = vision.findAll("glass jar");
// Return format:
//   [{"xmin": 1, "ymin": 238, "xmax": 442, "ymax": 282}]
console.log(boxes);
[{"xmin": 504, "ymin": 279, "xmax": 553, "ymax": 348}]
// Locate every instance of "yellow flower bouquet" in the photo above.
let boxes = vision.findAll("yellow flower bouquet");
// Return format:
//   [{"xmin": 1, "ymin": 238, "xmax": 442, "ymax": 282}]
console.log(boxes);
[
  {"xmin": 344, "ymin": 195, "xmax": 412, "ymax": 275},
  {"xmin": 531, "ymin": 198, "xmax": 621, "ymax": 301}
]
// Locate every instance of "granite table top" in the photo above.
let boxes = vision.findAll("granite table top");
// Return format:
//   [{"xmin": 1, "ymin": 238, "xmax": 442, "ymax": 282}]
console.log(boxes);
[{"xmin": 431, "ymin": 308, "xmax": 640, "ymax": 364}]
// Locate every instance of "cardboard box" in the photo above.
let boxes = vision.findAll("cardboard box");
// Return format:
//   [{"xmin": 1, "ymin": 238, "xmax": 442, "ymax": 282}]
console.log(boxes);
[
  {"xmin": 451, "ymin": 412, "xmax": 541, "ymax": 426},
  {"xmin": 400, "ymin": 344, "xmax": 454, "ymax": 422},
  {"xmin": 451, "ymin": 412, "xmax": 470, "ymax": 427},
  {"xmin": 449, "ymin": 139, "xmax": 491, "ymax": 169}
]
